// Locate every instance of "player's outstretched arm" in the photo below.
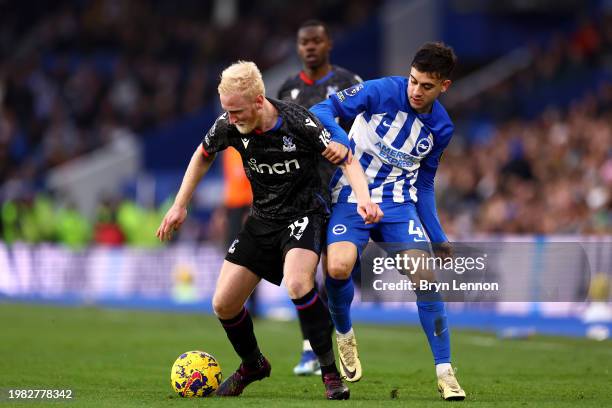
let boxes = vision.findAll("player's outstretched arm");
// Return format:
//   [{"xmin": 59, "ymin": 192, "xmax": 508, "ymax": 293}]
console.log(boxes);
[
  {"xmin": 156, "ymin": 148, "xmax": 216, "ymax": 241},
  {"xmin": 338, "ymin": 159, "xmax": 383, "ymax": 224},
  {"xmin": 311, "ymin": 100, "xmax": 351, "ymax": 155}
]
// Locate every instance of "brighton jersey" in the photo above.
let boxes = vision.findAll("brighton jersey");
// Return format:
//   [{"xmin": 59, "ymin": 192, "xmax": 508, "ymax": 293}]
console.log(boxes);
[
  {"xmin": 323, "ymin": 77, "xmax": 454, "ymax": 206},
  {"xmin": 201, "ymin": 99, "xmax": 332, "ymax": 221}
]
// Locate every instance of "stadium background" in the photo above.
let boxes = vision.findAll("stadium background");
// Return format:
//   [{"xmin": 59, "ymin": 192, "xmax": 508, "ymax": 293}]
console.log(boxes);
[{"xmin": 0, "ymin": 0, "xmax": 611, "ymax": 406}]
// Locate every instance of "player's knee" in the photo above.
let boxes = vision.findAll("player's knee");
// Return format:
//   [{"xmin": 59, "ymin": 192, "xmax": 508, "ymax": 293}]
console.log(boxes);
[
  {"xmin": 327, "ymin": 258, "xmax": 353, "ymax": 280},
  {"xmin": 212, "ymin": 295, "xmax": 241, "ymax": 319},
  {"xmin": 285, "ymin": 277, "xmax": 312, "ymax": 299}
]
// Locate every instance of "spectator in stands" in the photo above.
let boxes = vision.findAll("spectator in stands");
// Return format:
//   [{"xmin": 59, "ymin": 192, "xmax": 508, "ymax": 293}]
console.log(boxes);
[{"xmin": 93, "ymin": 194, "xmax": 125, "ymax": 246}]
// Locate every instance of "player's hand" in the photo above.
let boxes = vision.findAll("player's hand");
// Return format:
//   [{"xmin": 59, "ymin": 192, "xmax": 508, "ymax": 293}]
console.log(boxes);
[
  {"xmin": 357, "ymin": 200, "xmax": 384, "ymax": 224},
  {"xmin": 156, "ymin": 204, "xmax": 187, "ymax": 242},
  {"xmin": 322, "ymin": 141, "xmax": 353, "ymax": 164},
  {"xmin": 433, "ymin": 242, "xmax": 453, "ymax": 261}
]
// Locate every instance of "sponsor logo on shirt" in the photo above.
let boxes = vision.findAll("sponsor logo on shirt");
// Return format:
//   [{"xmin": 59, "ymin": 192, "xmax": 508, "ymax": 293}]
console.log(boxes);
[
  {"xmin": 375, "ymin": 142, "xmax": 416, "ymax": 169},
  {"xmin": 247, "ymin": 158, "xmax": 301, "ymax": 175}
]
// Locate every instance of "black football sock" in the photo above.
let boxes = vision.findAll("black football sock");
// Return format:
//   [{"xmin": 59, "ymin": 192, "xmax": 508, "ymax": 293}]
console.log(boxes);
[
  {"xmin": 299, "ymin": 314, "xmax": 309, "ymax": 343},
  {"xmin": 320, "ymin": 361, "xmax": 339, "ymax": 376},
  {"xmin": 218, "ymin": 307, "xmax": 262, "ymax": 368},
  {"xmin": 292, "ymin": 288, "xmax": 337, "ymax": 372},
  {"xmin": 299, "ymin": 277, "xmax": 325, "ymax": 346}
]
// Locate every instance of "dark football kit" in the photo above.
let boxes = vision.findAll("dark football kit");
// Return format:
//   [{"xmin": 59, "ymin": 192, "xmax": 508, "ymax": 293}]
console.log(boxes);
[{"xmin": 201, "ymin": 99, "xmax": 333, "ymax": 285}]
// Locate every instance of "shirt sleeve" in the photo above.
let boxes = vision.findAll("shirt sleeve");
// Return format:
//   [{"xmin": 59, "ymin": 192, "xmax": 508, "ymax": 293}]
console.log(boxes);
[
  {"xmin": 309, "ymin": 99, "xmax": 348, "ymax": 147},
  {"xmin": 201, "ymin": 113, "xmax": 230, "ymax": 156},
  {"xmin": 328, "ymin": 80, "xmax": 382, "ymax": 121},
  {"xmin": 310, "ymin": 79, "xmax": 383, "ymax": 148},
  {"xmin": 301, "ymin": 110, "xmax": 332, "ymax": 154},
  {"xmin": 414, "ymin": 129, "xmax": 453, "ymax": 243}
]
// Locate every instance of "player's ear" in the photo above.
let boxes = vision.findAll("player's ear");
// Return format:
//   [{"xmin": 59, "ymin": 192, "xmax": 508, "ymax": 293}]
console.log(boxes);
[
  {"xmin": 440, "ymin": 79, "xmax": 452, "ymax": 93},
  {"xmin": 254, "ymin": 94, "xmax": 265, "ymax": 108}
]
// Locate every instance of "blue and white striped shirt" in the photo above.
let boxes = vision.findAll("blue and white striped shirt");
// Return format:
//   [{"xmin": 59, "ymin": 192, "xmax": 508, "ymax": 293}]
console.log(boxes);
[{"xmin": 311, "ymin": 76, "xmax": 454, "ymax": 242}]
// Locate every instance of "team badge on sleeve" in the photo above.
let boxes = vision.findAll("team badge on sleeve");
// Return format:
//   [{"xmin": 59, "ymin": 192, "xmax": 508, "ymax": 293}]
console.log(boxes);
[{"xmin": 344, "ymin": 83, "xmax": 364, "ymax": 97}]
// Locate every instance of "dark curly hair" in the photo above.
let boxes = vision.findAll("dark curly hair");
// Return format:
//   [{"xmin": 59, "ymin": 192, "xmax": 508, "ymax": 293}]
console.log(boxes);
[{"xmin": 411, "ymin": 42, "xmax": 457, "ymax": 79}]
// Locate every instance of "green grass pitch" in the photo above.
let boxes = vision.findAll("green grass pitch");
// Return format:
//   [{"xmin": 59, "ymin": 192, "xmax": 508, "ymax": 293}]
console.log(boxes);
[{"xmin": 0, "ymin": 303, "xmax": 610, "ymax": 407}]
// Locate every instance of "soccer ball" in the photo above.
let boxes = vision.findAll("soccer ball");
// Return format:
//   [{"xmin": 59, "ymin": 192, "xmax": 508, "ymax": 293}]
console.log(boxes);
[{"xmin": 170, "ymin": 351, "xmax": 222, "ymax": 397}]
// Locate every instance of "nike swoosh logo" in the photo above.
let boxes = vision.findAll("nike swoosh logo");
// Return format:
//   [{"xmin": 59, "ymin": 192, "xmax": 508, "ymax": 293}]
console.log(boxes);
[
  {"xmin": 339, "ymin": 357, "xmax": 356, "ymax": 379},
  {"xmin": 382, "ymin": 121, "xmax": 391, "ymax": 127},
  {"xmin": 434, "ymin": 327, "xmax": 448, "ymax": 337}
]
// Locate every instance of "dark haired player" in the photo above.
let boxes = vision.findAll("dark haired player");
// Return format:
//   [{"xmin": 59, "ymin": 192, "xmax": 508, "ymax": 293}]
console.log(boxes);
[
  {"xmin": 310, "ymin": 42, "xmax": 466, "ymax": 400},
  {"xmin": 278, "ymin": 19, "xmax": 363, "ymax": 376},
  {"xmin": 157, "ymin": 61, "xmax": 382, "ymax": 400}
]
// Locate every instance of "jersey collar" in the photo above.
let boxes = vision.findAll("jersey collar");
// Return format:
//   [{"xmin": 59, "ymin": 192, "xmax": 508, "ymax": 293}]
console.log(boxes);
[
  {"xmin": 299, "ymin": 70, "xmax": 335, "ymax": 86},
  {"xmin": 254, "ymin": 116, "xmax": 283, "ymax": 135}
]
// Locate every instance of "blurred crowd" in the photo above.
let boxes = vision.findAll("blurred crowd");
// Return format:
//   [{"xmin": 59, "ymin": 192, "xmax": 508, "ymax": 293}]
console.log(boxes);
[
  {"xmin": 440, "ymin": 90, "xmax": 611, "ymax": 236},
  {"xmin": 451, "ymin": 13, "xmax": 612, "ymax": 121},
  {"xmin": 0, "ymin": 192, "xmax": 172, "ymax": 248},
  {"xmin": 439, "ymin": 13, "xmax": 611, "ymax": 236},
  {"xmin": 0, "ymin": 0, "xmax": 381, "ymax": 190},
  {"xmin": 0, "ymin": 0, "xmax": 610, "ymax": 245}
]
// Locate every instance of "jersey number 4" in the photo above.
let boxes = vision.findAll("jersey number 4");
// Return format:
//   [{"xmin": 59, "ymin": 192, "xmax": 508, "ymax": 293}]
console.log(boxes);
[
  {"xmin": 288, "ymin": 217, "xmax": 309, "ymax": 240},
  {"xmin": 408, "ymin": 220, "xmax": 427, "ymax": 241}
]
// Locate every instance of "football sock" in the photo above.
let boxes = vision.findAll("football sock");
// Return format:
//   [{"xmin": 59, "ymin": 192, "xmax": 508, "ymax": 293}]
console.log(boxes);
[
  {"xmin": 298, "ymin": 276, "xmax": 327, "ymax": 349},
  {"xmin": 336, "ymin": 327, "xmax": 354, "ymax": 340},
  {"xmin": 325, "ymin": 275, "xmax": 355, "ymax": 334},
  {"xmin": 292, "ymin": 288, "xmax": 336, "ymax": 369},
  {"xmin": 299, "ymin": 315, "xmax": 309, "ymax": 344},
  {"xmin": 415, "ymin": 288, "xmax": 451, "ymax": 365},
  {"xmin": 436, "ymin": 362, "xmax": 452, "ymax": 377},
  {"xmin": 218, "ymin": 307, "xmax": 261, "ymax": 366},
  {"xmin": 320, "ymin": 361, "xmax": 340, "ymax": 376}
]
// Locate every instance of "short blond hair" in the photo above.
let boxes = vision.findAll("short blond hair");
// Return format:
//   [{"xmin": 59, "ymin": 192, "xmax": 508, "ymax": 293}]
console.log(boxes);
[{"xmin": 218, "ymin": 61, "xmax": 265, "ymax": 99}]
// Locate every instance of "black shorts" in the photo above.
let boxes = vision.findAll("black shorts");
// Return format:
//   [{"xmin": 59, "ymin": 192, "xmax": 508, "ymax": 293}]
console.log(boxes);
[{"xmin": 225, "ymin": 214, "xmax": 327, "ymax": 286}]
